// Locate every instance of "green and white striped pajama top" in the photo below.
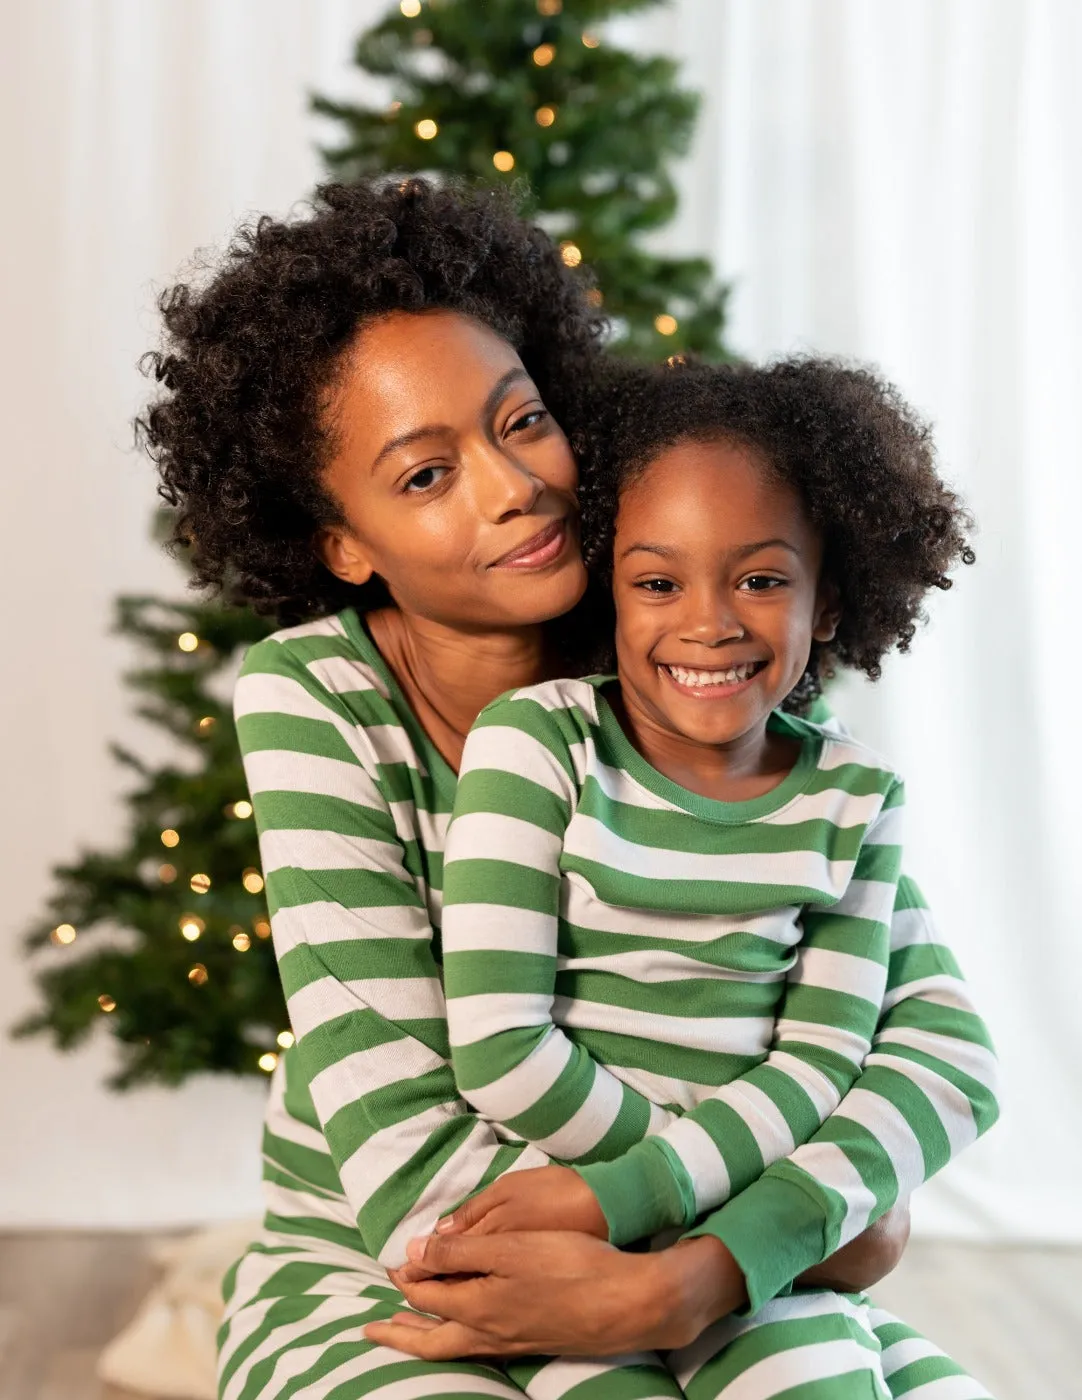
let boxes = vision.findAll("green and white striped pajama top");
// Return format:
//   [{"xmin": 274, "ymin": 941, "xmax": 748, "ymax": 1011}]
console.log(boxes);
[{"xmin": 220, "ymin": 610, "xmax": 1000, "ymax": 1400}]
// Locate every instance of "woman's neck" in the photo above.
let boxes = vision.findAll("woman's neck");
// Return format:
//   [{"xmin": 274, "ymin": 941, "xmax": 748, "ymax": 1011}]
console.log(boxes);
[{"xmin": 367, "ymin": 607, "xmax": 553, "ymax": 773}]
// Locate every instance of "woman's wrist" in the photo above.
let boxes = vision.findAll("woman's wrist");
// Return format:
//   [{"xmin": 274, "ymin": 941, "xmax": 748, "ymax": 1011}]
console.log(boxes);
[{"xmin": 647, "ymin": 1236, "xmax": 749, "ymax": 1348}]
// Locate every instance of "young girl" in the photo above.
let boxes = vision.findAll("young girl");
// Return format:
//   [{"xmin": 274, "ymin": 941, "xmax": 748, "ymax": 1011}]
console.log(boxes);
[{"xmin": 438, "ymin": 358, "xmax": 984, "ymax": 1397}]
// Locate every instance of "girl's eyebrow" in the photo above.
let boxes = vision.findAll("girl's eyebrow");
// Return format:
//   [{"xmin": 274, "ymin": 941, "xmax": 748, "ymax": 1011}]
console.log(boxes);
[
  {"xmin": 371, "ymin": 369, "xmax": 531, "ymax": 471},
  {"xmin": 619, "ymin": 538, "xmax": 801, "ymax": 562}
]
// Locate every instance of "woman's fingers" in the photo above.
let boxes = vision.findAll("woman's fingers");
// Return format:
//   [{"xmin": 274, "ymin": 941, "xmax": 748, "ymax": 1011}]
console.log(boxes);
[
  {"xmin": 406, "ymin": 1230, "xmax": 512, "ymax": 1277},
  {"xmin": 364, "ymin": 1318, "xmax": 505, "ymax": 1359}
]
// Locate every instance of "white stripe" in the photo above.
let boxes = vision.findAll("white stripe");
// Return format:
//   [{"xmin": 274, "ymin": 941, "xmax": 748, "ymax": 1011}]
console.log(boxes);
[
  {"xmin": 765, "ymin": 784, "xmax": 886, "ymax": 827},
  {"xmin": 660, "ymin": 1116, "xmax": 731, "ymax": 1208},
  {"xmin": 525, "ymin": 1357, "xmax": 670, "ymax": 1400},
  {"xmin": 460, "ymin": 723, "xmax": 575, "ymax": 799},
  {"xmin": 534, "ymin": 1060, "xmax": 625, "ymax": 1158},
  {"xmin": 259, "ymin": 826, "xmax": 412, "ymax": 875},
  {"xmin": 832, "ymin": 1086, "xmax": 927, "ymax": 1194},
  {"xmin": 562, "ymin": 873, "xmax": 803, "ymax": 946},
  {"xmin": 867, "ymin": 1051, "xmax": 978, "ymax": 1153},
  {"xmin": 446, "ymin": 810, "xmax": 564, "ymax": 871},
  {"xmin": 896, "ymin": 1379, "xmax": 993, "ymax": 1399},
  {"xmin": 716, "ymin": 1080, "xmax": 797, "ymax": 1167},
  {"xmin": 712, "ymin": 1340, "xmax": 883, "ymax": 1400},
  {"xmin": 880, "ymin": 1335, "xmax": 943, "ymax": 1376},
  {"xmin": 309, "ymin": 651, "xmax": 390, "ymax": 700},
  {"xmin": 882, "ymin": 973, "xmax": 974, "ymax": 1013},
  {"xmin": 287, "ymin": 976, "xmax": 446, "ymax": 1040},
  {"xmin": 442, "ymin": 903, "xmax": 556, "ymax": 956},
  {"xmin": 827, "ymin": 876, "xmax": 898, "ymax": 925},
  {"xmin": 873, "ymin": 1024, "xmax": 999, "ymax": 1089},
  {"xmin": 773, "ymin": 1016, "xmax": 870, "ymax": 1066},
  {"xmin": 789, "ymin": 945, "xmax": 888, "ymax": 1004},
  {"xmin": 242, "ymin": 747, "xmax": 379, "ymax": 805},
  {"xmin": 309, "ymin": 1039, "xmax": 448, "ymax": 1120},
  {"xmin": 555, "ymin": 995, "xmax": 773, "ymax": 1057},
  {"xmin": 888, "ymin": 904, "xmax": 938, "ymax": 949},
  {"xmin": 558, "ymin": 948, "xmax": 784, "ymax": 984},
  {"xmin": 448, "ymin": 991, "xmax": 554, "ymax": 1045},
  {"xmin": 272, "ymin": 899, "xmax": 431, "ymax": 953},
  {"xmin": 864, "ymin": 802, "xmax": 903, "ymax": 845},
  {"xmin": 452, "ymin": 1028, "xmax": 572, "ymax": 1119},
  {"xmin": 338, "ymin": 1102, "xmax": 471, "ymax": 1213},
  {"xmin": 764, "ymin": 1049, "xmax": 841, "ymax": 1118},
  {"xmin": 261, "ymin": 1179, "xmax": 355, "ymax": 1228}
]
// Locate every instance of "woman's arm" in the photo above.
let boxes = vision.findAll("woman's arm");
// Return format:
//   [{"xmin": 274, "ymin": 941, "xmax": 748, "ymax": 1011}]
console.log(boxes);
[
  {"xmin": 682, "ymin": 875, "xmax": 1000, "ymax": 1310},
  {"xmin": 236, "ymin": 629, "xmax": 551, "ymax": 1267}
]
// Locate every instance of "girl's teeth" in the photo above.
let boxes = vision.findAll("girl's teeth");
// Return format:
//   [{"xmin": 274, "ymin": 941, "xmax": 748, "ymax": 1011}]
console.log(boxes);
[{"xmin": 666, "ymin": 663, "xmax": 758, "ymax": 688}]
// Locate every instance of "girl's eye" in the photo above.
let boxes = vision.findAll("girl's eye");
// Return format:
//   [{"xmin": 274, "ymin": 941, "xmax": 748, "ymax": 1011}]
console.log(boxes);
[
  {"xmin": 739, "ymin": 575, "xmax": 786, "ymax": 592},
  {"xmin": 635, "ymin": 578, "xmax": 678, "ymax": 594},
  {"xmin": 403, "ymin": 465, "xmax": 449, "ymax": 493},
  {"xmin": 508, "ymin": 408, "xmax": 549, "ymax": 435}
]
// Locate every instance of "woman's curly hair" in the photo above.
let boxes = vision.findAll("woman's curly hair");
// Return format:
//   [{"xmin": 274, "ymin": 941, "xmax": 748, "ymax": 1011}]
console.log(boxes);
[
  {"xmin": 138, "ymin": 177, "xmax": 607, "ymax": 625},
  {"xmin": 577, "ymin": 357, "xmax": 975, "ymax": 712}
]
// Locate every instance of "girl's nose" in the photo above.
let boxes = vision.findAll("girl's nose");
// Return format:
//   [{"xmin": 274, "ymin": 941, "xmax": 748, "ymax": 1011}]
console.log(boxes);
[{"xmin": 680, "ymin": 590, "xmax": 745, "ymax": 646}]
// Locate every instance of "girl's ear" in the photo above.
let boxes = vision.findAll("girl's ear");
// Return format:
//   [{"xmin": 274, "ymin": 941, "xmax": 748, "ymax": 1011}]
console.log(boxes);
[
  {"xmin": 812, "ymin": 579, "xmax": 842, "ymax": 643},
  {"xmin": 314, "ymin": 526, "xmax": 375, "ymax": 586}
]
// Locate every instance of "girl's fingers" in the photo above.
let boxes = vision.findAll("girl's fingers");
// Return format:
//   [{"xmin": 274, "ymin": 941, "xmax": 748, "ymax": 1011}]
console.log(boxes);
[{"xmin": 364, "ymin": 1319, "xmax": 500, "ymax": 1359}]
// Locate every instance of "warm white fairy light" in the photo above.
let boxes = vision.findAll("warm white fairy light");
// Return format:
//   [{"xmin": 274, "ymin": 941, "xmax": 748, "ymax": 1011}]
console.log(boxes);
[
  {"xmin": 242, "ymin": 868, "xmax": 265, "ymax": 895},
  {"xmin": 400, "ymin": 0, "xmax": 421, "ymax": 15},
  {"xmin": 177, "ymin": 632, "xmax": 199, "ymax": 653},
  {"xmin": 560, "ymin": 242, "xmax": 583, "ymax": 268},
  {"xmin": 532, "ymin": 43, "xmax": 555, "ymax": 66},
  {"xmin": 197, "ymin": 715, "xmax": 216, "ymax": 734},
  {"xmin": 415, "ymin": 118, "xmax": 438, "ymax": 140},
  {"xmin": 582, "ymin": 32, "xmax": 600, "ymax": 48},
  {"xmin": 535, "ymin": 105, "xmax": 556, "ymax": 127},
  {"xmin": 276, "ymin": 1030, "xmax": 295, "ymax": 1049},
  {"xmin": 232, "ymin": 930, "xmax": 251, "ymax": 952},
  {"xmin": 161, "ymin": 829, "xmax": 180, "ymax": 848},
  {"xmin": 258, "ymin": 1052, "xmax": 278, "ymax": 1073},
  {"xmin": 52, "ymin": 923, "xmax": 77, "ymax": 946},
  {"xmin": 158, "ymin": 863, "xmax": 177, "ymax": 884},
  {"xmin": 493, "ymin": 150, "xmax": 515, "ymax": 172},
  {"xmin": 253, "ymin": 918, "xmax": 272, "ymax": 939},
  {"xmin": 98, "ymin": 994, "xmax": 117, "ymax": 1013},
  {"xmin": 654, "ymin": 313, "xmax": 678, "ymax": 336},
  {"xmin": 190, "ymin": 872, "xmax": 211, "ymax": 894},
  {"xmin": 537, "ymin": 0, "xmax": 562, "ymax": 13},
  {"xmin": 188, "ymin": 964, "xmax": 208, "ymax": 986},
  {"xmin": 232, "ymin": 800, "xmax": 253, "ymax": 819},
  {"xmin": 180, "ymin": 915, "xmax": 205, "ymax": 942}
]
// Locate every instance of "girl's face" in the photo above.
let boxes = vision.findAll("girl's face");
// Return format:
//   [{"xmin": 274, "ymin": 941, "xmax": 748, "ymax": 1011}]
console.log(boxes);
[
  {"xmin": 317, "ymin": 310, "xmax": 586, "ymax": 630},
  {"xmin": 611, "ymin": 438, "xmax": 839, "ymax": 753}
]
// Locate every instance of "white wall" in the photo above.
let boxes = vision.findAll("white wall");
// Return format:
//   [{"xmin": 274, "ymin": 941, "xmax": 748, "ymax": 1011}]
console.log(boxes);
[{"xmin": 2, "ymin": 0, "xmax": 1078, "ymax": 1238}]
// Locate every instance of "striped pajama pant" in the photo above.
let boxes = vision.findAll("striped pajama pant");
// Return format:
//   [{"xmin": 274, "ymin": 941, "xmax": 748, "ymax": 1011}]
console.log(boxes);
[{"xmin": 218, "ymin": 1236, "xmax": 994, "ymax": 1400}]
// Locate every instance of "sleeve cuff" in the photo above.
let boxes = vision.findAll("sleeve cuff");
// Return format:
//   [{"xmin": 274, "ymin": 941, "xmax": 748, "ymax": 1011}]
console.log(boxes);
[
  {"xmin": 575, "ymin": 1138, "xmax": 696, "ymax": 1245},
  {"xmin": 683, "ymin": 1171, "xmax": 829, "ymax": 1313}
]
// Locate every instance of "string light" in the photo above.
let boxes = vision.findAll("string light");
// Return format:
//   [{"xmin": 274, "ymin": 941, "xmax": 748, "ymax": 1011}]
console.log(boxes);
[
  {"xmin": 158, "ymin": 863, "xmax": 177, "ymax": 884},
  {"xmin": 161, "ymin": 829, "xmax": 180, "ymax": 848},
  {"xmin": 180, "ymin": 915, "xmax": 205, "ymax": 941},
  {"xmin": 400, "ymin": 0, "xmax": 421, "ymax": 13},
  {"xmin": 177, "ymin": 632, "xmax": 199, "ymax": 653},
  {"xmin": 242, "ymin": 868, "xmax": 265, "ymax": 895},
  {"xmin": 537, "ymin": 0, "xmax": 562, "ymax": 13},
  {"xmin": 258, "ymin": 1052, "xmax": 278, "ymax": 1073},
  {"xmin": 197, "ymin": 716, "xmax": 216, "ymax": 736},
  {"xmin": 51, "ymin": 923, "xmax": 77, "ymax": 946},
  {"xmin": 492, "ymin": 150, "xmax": 515, "ymax": 172},
  {"xmin": 190, "ymin": 872, "xmax": 211, "ymax": 894},
  {"xmin": 532, "ymin": 43, "xmax": 556, "ymax": 66},
  {"xmin": 535, "ymin": 105, "xmax": 557, "ymax": 128},
  {"xmin": 232, "ymin": 800, "xmax": 253, "ymax": 819},
  {"xmin": 232, "ymin": 930, "xmax": 251, "ymax": 952},
  {"xmin": 654, "ymin": 313, "xmax": 679, "ymax": 336},
  {"xmin": 188, "ymin": 964, "xmax": 208, "ymax": 986},
  {"xmin": 582, "ymin": 32, "xmax": 600, "ymax": 48},
  {"xmin": 253, "ymin": 918, "xmax": 272, "ymax": 939},
  {"xmin": 414, "ymin": 118, "xmax": 438, "ymax": 140},
  {"xmin": 666, "ymin": 353, "xmax": 688, "ymax": 367},
  {"xmin": 586, "ymin": 288, "xmax": 603, "ymax": 307},
  {"xmin": 98, "ymin": 995, "xmax": 117, "ymax": 1013},
  {"xmin": 276, "ymin": 1030, "xmax": 295, "ymax": 1049},
  {"xmin": 560, "ymin": 242, "xmax": 583, "ymax": 268}
]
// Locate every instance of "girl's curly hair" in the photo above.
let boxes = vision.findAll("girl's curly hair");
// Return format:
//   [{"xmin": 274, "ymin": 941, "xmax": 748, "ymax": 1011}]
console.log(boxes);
[
  {"xmin": 578, "ymin": 357, "xmax": 975, "ymax": 712},
  {"xmin": 138, "ymin": 177, "xmax": 607, "ymax": 625}
]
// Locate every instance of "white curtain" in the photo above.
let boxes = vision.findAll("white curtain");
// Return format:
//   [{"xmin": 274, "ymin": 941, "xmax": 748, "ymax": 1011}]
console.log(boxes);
[{"xmin": 2, "ymin": 0, "xmax": 1077, "ymax": 1240}]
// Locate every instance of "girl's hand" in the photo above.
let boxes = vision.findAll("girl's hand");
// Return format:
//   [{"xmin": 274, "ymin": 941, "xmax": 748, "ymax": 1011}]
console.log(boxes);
[
  {"xmin": 434, "ymin": 1165, "xmax": 608, "ymax": 1243},
  {"xmin": 372, "ymin": 1231, "xmax": 746, "ymax": 1359}
]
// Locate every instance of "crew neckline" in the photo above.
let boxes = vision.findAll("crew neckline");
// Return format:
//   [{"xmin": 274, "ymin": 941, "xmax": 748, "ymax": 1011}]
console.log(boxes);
[{"xmin": 589, "ymin": 677, "xmax": 822, "ymax": 823}]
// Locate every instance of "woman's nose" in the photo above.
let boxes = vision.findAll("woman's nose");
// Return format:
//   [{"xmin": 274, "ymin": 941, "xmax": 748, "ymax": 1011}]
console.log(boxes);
[{"xmin": 474, "ymin": 446, "xmax": 544, "ymax": 521}]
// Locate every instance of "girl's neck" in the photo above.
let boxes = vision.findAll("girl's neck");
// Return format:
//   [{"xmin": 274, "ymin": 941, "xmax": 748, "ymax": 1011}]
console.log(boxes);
[
  {"xmin": 607, "ymin": 684, "xmax": 801, "ymax": 804},
  {"xmin": 367, "ymin": 607, "xmax": 553, "ymax": 773}
]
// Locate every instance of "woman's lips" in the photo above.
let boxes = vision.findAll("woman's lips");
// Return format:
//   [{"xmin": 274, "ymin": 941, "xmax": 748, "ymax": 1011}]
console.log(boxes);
[{"xmin": 490, "ymin": 518, "xmax": 568, "ymax": 569}]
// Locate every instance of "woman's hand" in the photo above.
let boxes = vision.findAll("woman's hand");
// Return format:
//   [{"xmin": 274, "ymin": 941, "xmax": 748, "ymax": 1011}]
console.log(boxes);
[
  {"xmin": 368, "ymin": 1231, "xmax": 746, "ymax": 1360},
  {"xmin": 433, "ymin": 1165, "xmax": 609, "ymax": 1243},
  {"xmin": 795, "ymin": 1198, "xmax": 911, "ymax": 1293}
]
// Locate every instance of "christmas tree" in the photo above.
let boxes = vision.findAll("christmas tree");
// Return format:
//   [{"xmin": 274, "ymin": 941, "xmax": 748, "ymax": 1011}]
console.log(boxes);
[
  {"xmin": 17, "ymin": 0, "xmax": 730, "ymax": 1088},
  {"xmin": 314, "ymin": 0, "xmax": 729, "ymax": 358}
]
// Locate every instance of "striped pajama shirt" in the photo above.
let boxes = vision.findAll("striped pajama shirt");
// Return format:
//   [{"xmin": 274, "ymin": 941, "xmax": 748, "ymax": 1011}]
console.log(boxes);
[{"xmin": 220, "ymin": 610, "xmax": 999, "ymax": 1400}]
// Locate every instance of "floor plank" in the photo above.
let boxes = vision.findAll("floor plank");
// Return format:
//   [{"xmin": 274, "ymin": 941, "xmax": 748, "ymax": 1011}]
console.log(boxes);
[{"xmin": 0, "ymin": 1232, "xmax": 1077, "ymax": 1399}]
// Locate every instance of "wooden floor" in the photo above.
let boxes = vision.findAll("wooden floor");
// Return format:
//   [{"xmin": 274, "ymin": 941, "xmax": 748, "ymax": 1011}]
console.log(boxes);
[{"xmin": 0, "ymin": 1232, "xmax": 1077, "ymax": 1400}]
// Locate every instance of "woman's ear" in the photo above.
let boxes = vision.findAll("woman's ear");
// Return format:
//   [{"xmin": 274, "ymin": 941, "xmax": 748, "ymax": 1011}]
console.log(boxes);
[
  {"xmin": 812, "ymin": 579, "xmax": 842, "ymax": 643},
  {"xmin": 315, "ymin": 526, "xmax": 375, "ymax": 587}
]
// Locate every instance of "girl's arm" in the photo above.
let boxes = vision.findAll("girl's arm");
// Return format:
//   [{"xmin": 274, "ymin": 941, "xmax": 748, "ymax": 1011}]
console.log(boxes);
[
  {"xmin": 573, "ymin": 785, "xmax": 902, "ymax": 1244},
  {"xmin": 235, "ymin": 629, "xmax": 550, "ymax": 1269},
  {"xmin": 682, "ymin": 874, "xmax": 1000, "ymax": 1311}
]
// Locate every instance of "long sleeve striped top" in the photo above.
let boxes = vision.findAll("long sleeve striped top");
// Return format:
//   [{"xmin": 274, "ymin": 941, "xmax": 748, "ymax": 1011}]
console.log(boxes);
[
  {"xmin": 441, "ymin": 677, "xmax": 904, "ymax": 1245},
  {"xmin": 234, "ymin": 610, "xmax": 999, "ymax": 1305}
]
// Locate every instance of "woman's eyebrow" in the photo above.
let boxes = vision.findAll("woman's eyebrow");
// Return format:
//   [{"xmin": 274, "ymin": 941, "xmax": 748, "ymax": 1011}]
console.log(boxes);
[{"xmin": 371, "ymin": 368, "xmax": 532, "ymax": 471}]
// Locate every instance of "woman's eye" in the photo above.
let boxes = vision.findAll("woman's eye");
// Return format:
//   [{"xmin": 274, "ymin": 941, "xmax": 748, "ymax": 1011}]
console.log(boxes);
[
  {"xmin": 403, "ymin": 465, "xmax": 449, "ymax": 493},
  {"xmin": 636, "ymin": 578, "xmax": 678, "ymax": 594},
  {"xmin": 740, "ymin": 575, "xmax": 785, "ymax": 592},
  {"xmin": 508, "ymin": 408, "xmax": 549, "ymax": 435}
]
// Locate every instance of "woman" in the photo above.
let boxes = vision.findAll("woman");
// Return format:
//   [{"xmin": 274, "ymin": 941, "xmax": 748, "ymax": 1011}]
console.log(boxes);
[{"xmin": 141, "ymin": 178, "xmax": 999, "ymax": 1399}]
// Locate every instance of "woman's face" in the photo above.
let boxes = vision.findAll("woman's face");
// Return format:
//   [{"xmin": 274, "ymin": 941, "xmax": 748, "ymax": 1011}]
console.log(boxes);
[{"xmin": 318, "ymin": 310, "xmax": 586, "ymax": 630}]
